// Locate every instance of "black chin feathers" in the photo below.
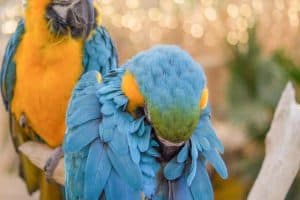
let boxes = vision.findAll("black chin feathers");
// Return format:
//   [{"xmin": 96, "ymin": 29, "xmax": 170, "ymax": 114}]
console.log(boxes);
[{"xmin": 46, "ymin": 4, "xmax": 98, "ymax": 38}]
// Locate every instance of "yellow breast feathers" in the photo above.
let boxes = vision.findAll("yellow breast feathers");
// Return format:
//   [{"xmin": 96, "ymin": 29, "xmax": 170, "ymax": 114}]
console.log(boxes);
[{"xmin": 11, "ymin": 0, "xmax": 84, "ymax": 147}]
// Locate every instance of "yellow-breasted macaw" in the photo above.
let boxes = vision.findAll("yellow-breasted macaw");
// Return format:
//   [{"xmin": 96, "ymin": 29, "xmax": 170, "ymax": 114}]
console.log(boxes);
[
  {"xmin": 0, "ymin": 0, "xmax": 118, "ymax": 199},
  {"xmin": 64, "ymin": 45, "xmax": 227, "ymax": 200}
]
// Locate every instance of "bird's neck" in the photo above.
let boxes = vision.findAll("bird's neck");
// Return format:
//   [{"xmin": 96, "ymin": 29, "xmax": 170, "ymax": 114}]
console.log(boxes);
[
  {"xmin": 24, "ymin": 0, "xmax": 52, "ymax": 42},
  {"xmin": 156, "ymin": 135, "xmax": 184, "ymax": 161}
]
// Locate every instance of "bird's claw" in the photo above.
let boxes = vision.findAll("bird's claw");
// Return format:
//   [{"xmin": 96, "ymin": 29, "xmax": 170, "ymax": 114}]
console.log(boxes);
[{"xmin": 44, "ymin": 146, "xmax": 64, "ymax": 181}]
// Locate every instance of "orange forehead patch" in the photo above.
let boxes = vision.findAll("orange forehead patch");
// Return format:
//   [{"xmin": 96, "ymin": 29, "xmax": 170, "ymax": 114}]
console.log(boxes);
[
  {"xmin": 199, "ymin": 87, "xmax": 209, "ymax": 109},
  {"xmin": 121, "ymin": 70, "xmax": 145, "ymax": 112}
]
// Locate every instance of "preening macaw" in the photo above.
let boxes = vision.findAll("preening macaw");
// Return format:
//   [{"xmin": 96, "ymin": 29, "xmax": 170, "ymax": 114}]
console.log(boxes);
[
  {"xmin": 0, "ymin": 0, "xmax": 118, "ymax": 199},
  {"xmin": 64, "ymin": 45, "xmax": 228, "ymax": 200}
]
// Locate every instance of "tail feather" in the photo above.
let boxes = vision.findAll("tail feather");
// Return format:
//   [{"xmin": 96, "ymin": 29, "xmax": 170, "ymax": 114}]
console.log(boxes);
[
  {"xmin": 10, "ymin": 116, "xmax": 64, "ymax": 199},
  {"xmin": 40, "ymin": 173, "xmax": 64, "ymax": 200},
  {"xmin": 155, "ymin": 160, "xmax": 213, "ymax": 200},
  {"xmin": 10, "ymin": 115, "xmax": 40, "ymax": 194},
  {"xmin": 104, "ymin": 170, "xmax": 141, "ymax": 200},
  {"xmin": 172, "ymin": 178, "xmax": 193, "ymax": 200},
  {"xmin": 189, "ymin": 159, "xmax": 213, "ymax": 200},
  {"xmin": 18, "ymin": 153, "xmax": 40, "ymax": 194}
]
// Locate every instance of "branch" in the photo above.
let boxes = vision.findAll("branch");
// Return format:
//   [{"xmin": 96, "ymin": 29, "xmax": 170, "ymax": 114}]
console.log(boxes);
[
  {"xmin": 248, "ymin": 82, "xmax": 300, "ymax": 200},
  {"xmin": 18, "ymin": 142, "xmax": 65, "ymax": 185}
]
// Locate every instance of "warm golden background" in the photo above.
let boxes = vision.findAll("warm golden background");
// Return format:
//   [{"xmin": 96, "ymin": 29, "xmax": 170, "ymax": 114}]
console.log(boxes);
[{"xmin": 0, "ymin": 0, "xmax": 300, "ymax": 199}]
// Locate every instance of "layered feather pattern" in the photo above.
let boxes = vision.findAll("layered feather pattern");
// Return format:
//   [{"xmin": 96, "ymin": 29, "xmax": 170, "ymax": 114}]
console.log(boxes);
[
  {"xmin": 64, "ymin": 70, "xmax": 159, "ymax": 200},
  {"xmin": 64, "ymin": 45, "xmax": 227, "ymax": 200}
]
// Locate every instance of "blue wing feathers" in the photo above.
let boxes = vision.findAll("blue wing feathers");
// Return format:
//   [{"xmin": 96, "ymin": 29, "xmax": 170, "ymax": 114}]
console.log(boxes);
[
  {"xmin": 104, "ymin": 170, "xmax": 141, "ymax": 200},
  {"xmin": 173, "ymin": 176, "xmax": 194, "ymax": 200},
  {"xmin": 202, "ymin": 149, "xmax": 228, "ymax": 179},
  {"xmin": 83, "ymin": 26, "xmax": 118, "ymax": 75},
  {"xmin": 65, "ymin": 71, "xmax": 148, "ymax": 199},
  {"xmin": 67, "ymin": 95, "xmax": 101, "ymax": 128},
  {"xmin": 65, "ymin": 49, "xmax": 227, "ymax": 199},
  {"xmin": 190, "ymin": 159, "xmax": 213, "ymax": 200},
  {"xmin": 106, "ymin": 147, "xmax": 142, "ymax": 190},
  {"xmin": 84, "ymin": 141, "xmax": 112, "ymax": 200},
  {"xmin": 0, "ymin": 20, "xmax": 24, "ymax": 110},
  {"xmin": 64, "ymin": 119, "xmax": 100, "ymax": 153}
]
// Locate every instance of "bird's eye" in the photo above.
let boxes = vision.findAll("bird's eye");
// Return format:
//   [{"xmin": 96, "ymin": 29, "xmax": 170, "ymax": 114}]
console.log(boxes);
[
  {"xmin": 199, "ymin": 87, "xmax": 208, "ymax": 109},
  {"xmin": 134, "ymin": 107, "xmax": 145, "ymax": 119}
]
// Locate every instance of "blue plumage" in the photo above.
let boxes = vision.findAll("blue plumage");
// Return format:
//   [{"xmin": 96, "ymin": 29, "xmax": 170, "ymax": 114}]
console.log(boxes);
[
  {"xmin": 0, "ymin": 18, "xmax": 118, "ymax": 198},
  {"xmin": 64, "ymin": 45, "xmax": 227, "ymax": 200},
  {"xmin": 0, "ymin": 20, "xmax": 24, "ymax": 110},
  {"xmin": 83, "ymin": 26, "xmax": 118, "ymax": 74},
  {"xmin": 64, "ymin": 70, "xmax": 159, "ymax": 199},
  {"xmin": 0, "ymin": 22, "xmax": 118, "ymax": 112}
]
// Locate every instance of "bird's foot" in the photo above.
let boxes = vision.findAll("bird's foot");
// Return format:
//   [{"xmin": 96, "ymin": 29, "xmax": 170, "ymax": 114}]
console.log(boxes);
[{"xmin": 44, "ymin": 146, "xmax": 64, "ymax": 181}]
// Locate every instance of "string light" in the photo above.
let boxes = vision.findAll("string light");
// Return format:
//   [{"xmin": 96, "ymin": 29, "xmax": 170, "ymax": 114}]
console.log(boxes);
[
  {"xmin": 126, "ymin": 0, "xmax": 139, "ymax": 9},
  {"xmin": 148, "ymin": 8, "xmax": 162, "ymax": 21},
  {"xmin": 174, "ymin": 0, "xmax": 185, "ymax": 5},
  {"xmin": 227, "ymin": 4, "xmax": 239, "ymax": 18},
  {"xmin": 204, "ymin": 7, "xmax": 217, "ymax": 21},
  {"xmin": 0, "ymin": 0, "xmax": 299, "ymax": 60},
  {"xmin": 1, "ymin": 19, "xmax": 18, "ymax": 34},
  {"xmin": 191, "ymin": 24, "xmax": 204, "ymax": 38}
]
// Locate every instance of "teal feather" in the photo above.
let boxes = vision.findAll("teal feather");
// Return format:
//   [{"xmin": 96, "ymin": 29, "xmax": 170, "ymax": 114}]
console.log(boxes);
[
  {"xmin": 108, "ymin": 129, "xmax": 128, "ymax": 155},
  {"xmin": 98, "ymin": 85, "xmax": 119, "ymax": 94},
  {"xmin": 177, "ymin": 142, "xmax": 189, "ymax": 163},
  {"xmin": 127, "ymin": 136, "xmax": 140, "ymax": 164},
  {"xmin": 0, "ymin": 20, "xmax": 24, "ymax": 110},
  {"xmin": 113, "ymin": 95, "xmax": 128, "ymax": 107},
  {"xmin": 65, "ymin": 70, "xmax": 158, "ymax": 199},
  {"xmin": 65, "ymin": 46, "xmax": 228, "ymax": 200},
  {"xmin": 84, "ymin": 141, "xmax": 111, "ymax": 200},
  {"xmin": 190, "ymin": 159, "xmax": 213, "ymax": 200},
  {"xmin": 172, "ymin": 176, "xmax": 194, "ymax": 200},
  {"xmin": 65, "ymin": 146, "xmax": 89, "ymax": 200},
  {"xmin": 83, "ymin": 26, "xmax": 118, "ymax": 74},
  {"xmin": 130, "ymin": 117, "xmax": 144, "ymax": 133},
  {"xmin": 101, "ymin": 101, "xmax": 115, "ymax": 116},
  {"xmin": 106, "ymin": 147, "xmax": 142, "ymax": 190},
  {"xmin": 64, "ymin": 119, "xmax": 100, "ymax": 153},
  {"xmin": 164, "ymin": 157, "xmax": 185, "ymax": 180},
  {"xmin": 104, "ymin": 170, "xmax": 141, "ymax": 200},
  {"xmin": 202, "ymin": 149, "xmax": 228, "ymax": 179},
  {"xmin": 136, "ymin": 125, "xmax": 151, "ymax": 152},
  {"xmin": 67, "ymin": 94, "xmax": 101, "ymax": 129},
  {"xmin": 187, "ymin": 142, "xmax": 198, "ymax": 186}
]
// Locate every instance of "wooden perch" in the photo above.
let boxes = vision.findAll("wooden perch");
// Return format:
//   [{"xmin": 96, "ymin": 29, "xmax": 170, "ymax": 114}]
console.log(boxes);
[
  {"xmin": 18, "ymin": 82, "xmax": 300, "ymax": 198},
  {"xmin": 248, "ymin": 82, "xmax": 300, "ymax": 200},
  {"xmin": 19, "ymin": 142, "xmax": 65, "ymax": 185}
]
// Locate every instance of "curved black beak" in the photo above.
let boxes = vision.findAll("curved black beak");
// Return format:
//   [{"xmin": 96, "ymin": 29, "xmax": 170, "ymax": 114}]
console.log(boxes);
[
  {"xmin": 67, "ymin": 0, "xmax": 95, "ymax": 38},
  {"xmin": 47, "ymin": 0, "xmax": 95, "ymax": 38}
]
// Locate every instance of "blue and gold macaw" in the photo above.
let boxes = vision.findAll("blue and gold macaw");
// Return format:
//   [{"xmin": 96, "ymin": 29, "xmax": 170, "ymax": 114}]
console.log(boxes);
[
  {"xmin": 0, "ymin": 0, "xmax": 118, "ymax": 199},
  {"xmin": 64, "ymin": 45, "xmax": 227, "ymax": 200}
]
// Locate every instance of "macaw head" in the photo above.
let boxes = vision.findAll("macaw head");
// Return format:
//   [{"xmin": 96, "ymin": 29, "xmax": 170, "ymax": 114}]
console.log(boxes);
[
  {"xmin": 121, "ymin": 45, "xmax": 208, "ymax": 155},
  {"xmin": 46, "ymin": 0, "xmax": 96, "ymax": 38}
]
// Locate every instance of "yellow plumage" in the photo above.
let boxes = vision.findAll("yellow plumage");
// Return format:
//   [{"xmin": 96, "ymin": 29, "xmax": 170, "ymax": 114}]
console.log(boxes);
[
  {"xmin": 199, "ymin": 87, "xmax": 209, "ymax": 110},
  {"xmin": 12, "ymin": 0, "xmax": 84, "ymax": 147},
  {"xmin": 121, "ymin": 70, "xmax": 145, "ymax": 113},
  {"xmin": 9, "ymin": 0, "xmax": 93, "ymax": 199}
]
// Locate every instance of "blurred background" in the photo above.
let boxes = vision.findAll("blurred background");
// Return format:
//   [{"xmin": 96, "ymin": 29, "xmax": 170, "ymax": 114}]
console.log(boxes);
[{"xmin": 0, "ymin": 0, "xmax": 300, "ymax": 199}]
